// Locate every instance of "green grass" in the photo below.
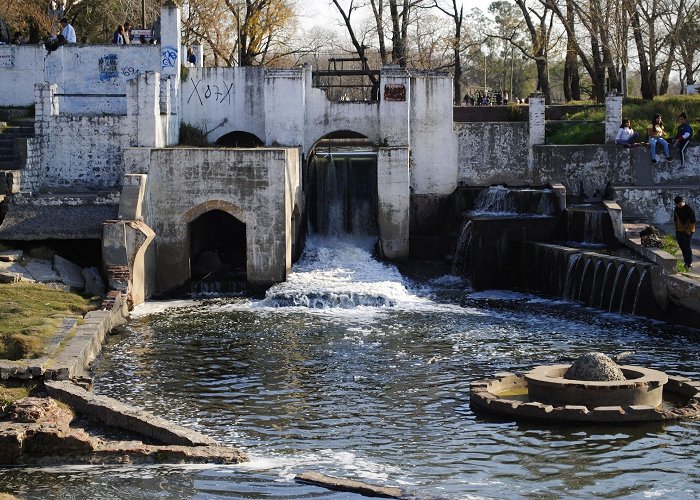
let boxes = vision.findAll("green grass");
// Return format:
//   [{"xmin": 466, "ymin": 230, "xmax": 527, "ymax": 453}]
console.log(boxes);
[
  {"xmin": 0, "ymin": 380, "xmax": 39, "ymax": 406},
  {"xmin": 547, "ymin": 95, "xmax": 700, "ymax": 144},
  {"xmin": 0, "ymin": 283, "xmax": 100, "ymax": 360},
  {"xmin": 660, "ymin": 234, "xmax": 689, "ymax": 273}
]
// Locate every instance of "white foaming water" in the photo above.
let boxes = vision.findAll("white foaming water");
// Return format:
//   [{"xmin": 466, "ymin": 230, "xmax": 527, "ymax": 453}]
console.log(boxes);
[{"xmin": 259, "ymin": 236, "xmax": 427, "ymax": 309}]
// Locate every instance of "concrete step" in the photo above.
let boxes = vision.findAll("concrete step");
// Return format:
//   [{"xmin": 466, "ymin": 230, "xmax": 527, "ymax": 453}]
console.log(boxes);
[
  {"xmin": 0, "ymin": 160, "xmax": 20, "ymax": 169},
  {"xmin": 609, "ymin": 184, "xmax": 700, "ymax": 225},
  {"xmin": 0, "ymin": 108, "xmax": 33, "ymax": 122}
]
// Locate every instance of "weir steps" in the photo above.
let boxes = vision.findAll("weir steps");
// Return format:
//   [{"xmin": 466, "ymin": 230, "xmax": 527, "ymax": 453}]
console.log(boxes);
[{"xmin": 608, "ymin": 184, "xmax": 700, "ymax": 225}]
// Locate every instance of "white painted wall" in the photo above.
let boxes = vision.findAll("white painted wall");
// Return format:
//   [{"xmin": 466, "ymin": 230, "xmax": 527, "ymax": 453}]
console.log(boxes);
[
  {"xmin": 0, "ymin": 45, "xmax": 45, "ymax": 106},
  {"xmin": 409, "ymin": 74, "xmax": 458, "ymax": 195}
]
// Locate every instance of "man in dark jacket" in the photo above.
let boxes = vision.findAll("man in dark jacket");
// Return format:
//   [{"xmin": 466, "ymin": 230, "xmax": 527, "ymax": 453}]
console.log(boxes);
[{"xmin": 674, "ymin": 195, "xmax": 696, "ymax": 270}]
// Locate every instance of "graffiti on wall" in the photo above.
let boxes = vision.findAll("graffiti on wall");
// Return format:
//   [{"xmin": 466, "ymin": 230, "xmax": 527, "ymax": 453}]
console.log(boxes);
[
  {"xmin": 99, "ymin": 54, "xmax": 119, "ymax": 81},
  {"xmin": 161, "ymin": 46, "xmax": 177, "ymax": 68},
  {"xmin": 187, "ymin": 79, "xmax": 235, "ymax": 106}
]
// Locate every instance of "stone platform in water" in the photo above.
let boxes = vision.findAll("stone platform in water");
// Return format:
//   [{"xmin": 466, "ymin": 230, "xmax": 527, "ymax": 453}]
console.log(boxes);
[
  {"xmin": 470, "ymin": 370, "xmax": 700, "ymax": 423},
  {"xmin": 564, "ymin": 352, "xmax": 626, "ymax": 381}
]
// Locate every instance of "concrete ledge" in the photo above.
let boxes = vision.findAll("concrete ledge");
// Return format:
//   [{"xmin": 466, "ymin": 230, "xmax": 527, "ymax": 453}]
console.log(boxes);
[
  {"xmin": 44, "ymin": 294, "xmax": 129, "ymax": 381},
  {"xmin": 624, "ymin": 236, "xmax": 678, "ymax": 274},
  {"xmin": 44, "ymin": 380, "xmax": 216, "ymax": 447}
]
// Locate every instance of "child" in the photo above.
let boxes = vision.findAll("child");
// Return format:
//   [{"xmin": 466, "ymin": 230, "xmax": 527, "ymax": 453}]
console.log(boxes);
[
  {"xmin": 615, "ymin": 118, "xmax": 640, "ymax": 147},
  {"xmin": 672, "ymin": 112, "xmax": 693, "ymax": 165}
]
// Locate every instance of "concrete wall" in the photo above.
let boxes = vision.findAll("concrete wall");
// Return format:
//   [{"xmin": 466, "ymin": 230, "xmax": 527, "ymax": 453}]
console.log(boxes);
[
  {"xmin": 410, "ymin": 73, "xmax": 457, "ymax": 194},
  {"xmin": 123, "ymin": 147, "xmax": 301, "ymax": 293},
  {"xmin": 34, "ymin": 84, "xmax": 135, "ymax": 190},
  {"xmin": 0, "ymin": 45, "xmax": 45, "ymax": 106},
  {"xmin": 531, "ymin": 145, "xmax": 634, "ymax": 198},
  {"xmin": 455, "ymin": 122, "xmax": 529, "ymax": 186}
]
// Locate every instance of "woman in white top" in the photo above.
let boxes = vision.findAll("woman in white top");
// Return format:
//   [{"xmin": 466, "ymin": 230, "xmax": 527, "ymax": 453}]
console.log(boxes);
[{"xmin": 615, "ymin": 118, "xmax": 640, "ymax": 147}]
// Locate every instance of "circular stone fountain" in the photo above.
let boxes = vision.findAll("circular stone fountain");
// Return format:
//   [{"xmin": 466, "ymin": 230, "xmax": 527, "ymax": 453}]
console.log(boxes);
[{"xmin": 470, "ymin": 352, "xmax": 700, "ymax": 423}]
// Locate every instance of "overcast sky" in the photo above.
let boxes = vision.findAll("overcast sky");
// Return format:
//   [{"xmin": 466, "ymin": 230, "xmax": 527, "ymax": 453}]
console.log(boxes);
[{"xmin": 298, "ymin": 0, "xmax": 484, "ymax": 32}]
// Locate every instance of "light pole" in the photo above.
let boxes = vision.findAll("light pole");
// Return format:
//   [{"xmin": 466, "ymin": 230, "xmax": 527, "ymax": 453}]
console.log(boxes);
[
  {"xmin": 236, "ymin": 3, "xmax": 243, "ymax": 66},
  {"xmin": 141, "ymin": 0, "xmax": 145, "ymax": 28},
  {"xmin": 510, "ymin": 45, "xmax": 514, "ymax": 100}
]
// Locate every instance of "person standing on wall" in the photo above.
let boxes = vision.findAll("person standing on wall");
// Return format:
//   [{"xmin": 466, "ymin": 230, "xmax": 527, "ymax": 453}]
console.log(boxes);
[
  {"xmin": 112, "ymin": 25, "xmax": 125, "ymax": 44},
  {"xmin": 123, "ymin": 21, "xmax": 132, "ymax": 44},
  {"xmin": 673, "ymin": 195, "xmax": 696, "ymax": 270},
  {"xmin": 647, "ymin": 114, "xmax": 671, "ymax": 164},
  {"xmin": 59, "ymin": 18, "xmax": 76, "ymax": 45},
  {"xmin": 672, "ymin": 112, "xmax": 693, "ymax": 165}
]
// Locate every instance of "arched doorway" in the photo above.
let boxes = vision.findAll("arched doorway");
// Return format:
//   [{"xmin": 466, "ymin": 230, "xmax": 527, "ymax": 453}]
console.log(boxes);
[
  {"xmin": 215, "ymin": 131, "xmax": 264, "ymax": 148},
  {"xmin": 189, "ymin": 210, "xmax": 246, "ymax": 291},
  {"xmin": 307, "ymin": 131, "xmax": 378, "ymax": 238}
]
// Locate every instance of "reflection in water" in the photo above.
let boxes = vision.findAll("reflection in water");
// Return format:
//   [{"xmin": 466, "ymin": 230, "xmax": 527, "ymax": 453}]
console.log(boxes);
[{"xmin": 2, "ymin": 238, "xmax": 699, "ymax": 499}]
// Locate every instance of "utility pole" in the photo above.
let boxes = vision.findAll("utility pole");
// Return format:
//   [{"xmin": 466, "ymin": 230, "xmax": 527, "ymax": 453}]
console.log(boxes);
[
  {"xmin": 141, "ymin": 0, "xmax": 145, "ymax": 28},
  {"xmin": 236, "ymin": 4, "xmax": 242, "ymax": 66}
]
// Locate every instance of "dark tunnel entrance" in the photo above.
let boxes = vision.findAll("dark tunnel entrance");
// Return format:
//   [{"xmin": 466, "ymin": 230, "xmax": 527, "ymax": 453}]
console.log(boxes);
[{"xmin": 189, "ymin": 210, "xmax": 246, "ymax": 294}]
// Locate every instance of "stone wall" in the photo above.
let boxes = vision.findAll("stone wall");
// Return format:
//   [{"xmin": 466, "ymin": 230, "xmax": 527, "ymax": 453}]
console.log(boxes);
[
  {"xmin": 34, "ymin": 84, "xmax": 135, "ymax": 190},
  {"xmin": 455, "ymin": 122, "xmax": 529, "ymax": 186},
  {"xmin": 531, "ymin": 145, "xmax": 634, "ymax": 198},
  {"xmin": 123, "ymin": 147, "xmax": 301, "ymax": 293}
]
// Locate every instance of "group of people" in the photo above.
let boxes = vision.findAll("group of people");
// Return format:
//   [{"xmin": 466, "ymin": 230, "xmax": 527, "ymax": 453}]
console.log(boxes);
[
  {"xmin": 464, "ymin": 91, "xmax": 519, "ymax": 106},
  {"xmin": 616, "ymin": 112, "xmax": 694, "ymax": 165}
]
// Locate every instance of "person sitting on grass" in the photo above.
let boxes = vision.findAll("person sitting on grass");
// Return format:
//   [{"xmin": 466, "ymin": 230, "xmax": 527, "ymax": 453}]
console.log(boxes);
[
  {"xmin": 647, "ymin": 114, "xmax": 671, "ymax": 164},
  {"xmin": 672, "ymin": 112, "xmax": 693, "ymax": 165},
  {"xmin": 615, "ymin": 118, "xmax": 641, "ymax": 147}
]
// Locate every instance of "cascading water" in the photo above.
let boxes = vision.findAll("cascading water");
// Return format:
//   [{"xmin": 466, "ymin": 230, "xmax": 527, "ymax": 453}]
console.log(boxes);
[
  {"xmin": 453, "ymin": 185, "xmax": 559, "ymax": 289},
  {"xmin": 261, "ymin": 236, "xmax": 422, "ymax": 308}
]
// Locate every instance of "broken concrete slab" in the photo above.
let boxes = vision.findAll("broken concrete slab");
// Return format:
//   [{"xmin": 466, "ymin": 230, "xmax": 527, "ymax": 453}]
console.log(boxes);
[
  {"xmin": 25, "ymin": 259, "xmax": 61, "ymax": 283},
  {"xmin": 44, "ymin": 381, "xmax": 217, "ymax": 447},
  {"xmin": 53, "ymin": 255, "xmax": 85, "ymax": 290},
  {"xmin": 0, "ymin": 271, "xmax": 21, "ymax": 283},
  {"xmin": 0, "ymin": 261, "xmax": 34, "ymax": 282},
  {"xmin": 0, "ymin": 250, "xmax": 23, "ymax": 262},
  {"xmin": 82, "ymin": 267, "xmax": 106, "ymax": 297}
]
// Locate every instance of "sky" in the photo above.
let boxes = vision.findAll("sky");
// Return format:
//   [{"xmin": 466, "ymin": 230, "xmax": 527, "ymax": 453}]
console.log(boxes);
[{"xmin": 298, "ymin": 0, "xmax": 484, "ymax": 32}]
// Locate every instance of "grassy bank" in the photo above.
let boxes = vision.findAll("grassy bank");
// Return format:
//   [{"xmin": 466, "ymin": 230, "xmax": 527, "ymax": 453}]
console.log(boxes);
[
  {"xmin": 0, "ymin": 283, "xmax": 100, "ymax": 360},
  {"xmin": 547, "ymin": 94, "xmax": 700, "ymax": 144}
]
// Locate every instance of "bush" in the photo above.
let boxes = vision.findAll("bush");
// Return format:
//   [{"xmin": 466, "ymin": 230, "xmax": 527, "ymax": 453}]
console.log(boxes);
[{"xmin": 179, "ymin": 122, "xmax": 210, "ymax": 147}]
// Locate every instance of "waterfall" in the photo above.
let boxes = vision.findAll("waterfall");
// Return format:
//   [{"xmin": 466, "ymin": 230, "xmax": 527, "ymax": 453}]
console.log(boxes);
[
  {"xmin": 260, "ymin": 236, "xmax": 422, "ymax": 309},
  {"xmin": 562, "ymin": 253, "xmax": 581, "ymax": 300},
  {"xmin": 577, "ymin": 258, "xmax": 592, "ymax": 302},
  {"xmin": 452, "ymin": 220, "xmax": 473, "ymax": 275},
  {"xmin": 588, "ymin": 259, "xmax": 603, "ymax": 305},
  {"xmin": 472, "ymin": 186, "xmax": 518, "ymax": 215},
  {"xmin": 598, "ymin": 261, "xmax": 615, "ymax": 308},
  {"xmin": 617, "ymin": 266, "xmax": 637, "ymax": 314},
  {"xmin": 310, "ymin": 153, "xmax": 378, "ymax": 238},
  {"xmin": 632, "ymin": 268, "xmax": 649, "ymax": 316},
  {"xmin": 608, "ymin": 263, "xmax": 625, "ymax": 312}
]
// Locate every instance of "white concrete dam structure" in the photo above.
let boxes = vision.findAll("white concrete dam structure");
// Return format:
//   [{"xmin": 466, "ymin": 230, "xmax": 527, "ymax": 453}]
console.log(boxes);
[{"xmin": 1, "ymin": 2, "xmax": 698, "ymax": 302}]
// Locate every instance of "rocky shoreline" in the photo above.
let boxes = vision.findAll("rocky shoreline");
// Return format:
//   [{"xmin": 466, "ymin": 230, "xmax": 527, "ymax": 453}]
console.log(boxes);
[{"xmin": 1, "ymin": 381, "xmax": 247, "ymax": 466}]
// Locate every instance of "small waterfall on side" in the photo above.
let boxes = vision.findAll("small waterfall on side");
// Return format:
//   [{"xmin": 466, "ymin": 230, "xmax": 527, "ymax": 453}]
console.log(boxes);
[
  {"xmin": 521, "ymin": 242, "xmax": 662, "ymax": 319},
  {"xmin": 452, "ymin": 186, "xmax": 560, "ymax": 289}
]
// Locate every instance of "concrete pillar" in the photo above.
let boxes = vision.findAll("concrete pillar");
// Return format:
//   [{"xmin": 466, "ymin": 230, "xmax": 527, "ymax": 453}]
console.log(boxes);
[
  {"xmin": 605, "ymin": 92, "xmax": 624, "ymax": 144},
  {"xmin": 159, "ymin": 1, "xmax": 181, "ymax": 81},
  {"xmin": 193, "ymin": 43, "xmax": 204, "ymax": 67},
  {"xmin": 528, "ymin": 92, "xmax": 546, "ymax": 173},
  {"xmin": 379, "ymin": 66, "xmax": 410, "ymax": 147},
  {"xmin": 264, "ymin": 68, "xmax": 305, "ymax": 147},
  {"xmin": 34, "ymin": 83, "xmax": 58, "ymax": 136},
  {"xmin": 377, "ymin": 147, "xmax": 410, "ymax": 259},
  {"xmin": 127, "ymin": 72, "xmax": 160, "ymax": 147}
]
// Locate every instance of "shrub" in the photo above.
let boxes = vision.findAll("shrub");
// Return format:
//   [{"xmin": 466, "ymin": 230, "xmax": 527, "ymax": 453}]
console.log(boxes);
[{"xmin": 179, "ymin": 122, "xmax": 210, "ymax": 147}]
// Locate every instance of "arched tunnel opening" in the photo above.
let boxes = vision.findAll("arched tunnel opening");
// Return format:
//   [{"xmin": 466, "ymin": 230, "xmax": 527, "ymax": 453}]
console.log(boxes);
[
  {"xmin": 189, "ymin": 210, "xmax": 246, "ymax": 293},
  {"xmin": 215, "ymin": 131, "xmax": 264, "ymax": 148},
  {"xmin": 307, "ymin": 131, "xmax": 378, "ymax": 239}
]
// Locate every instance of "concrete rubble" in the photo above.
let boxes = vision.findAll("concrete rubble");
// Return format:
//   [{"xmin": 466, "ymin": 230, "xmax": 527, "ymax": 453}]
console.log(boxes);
[{"xmin": 0, "ymin": 391, "xmax": 247, "ymax": 466}]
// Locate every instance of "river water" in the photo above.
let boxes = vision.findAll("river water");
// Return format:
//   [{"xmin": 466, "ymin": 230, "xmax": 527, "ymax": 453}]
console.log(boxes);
[{"xmin": 2, "ymin": 237, "xmax": 700, "ymax": 499}]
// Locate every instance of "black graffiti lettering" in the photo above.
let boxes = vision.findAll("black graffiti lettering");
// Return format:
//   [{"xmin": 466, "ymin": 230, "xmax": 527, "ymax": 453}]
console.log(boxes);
[
  {"xmin": 188, "ymin": 78, "xmax": 203, "ymax": 105},
  {"xmin": 204, "ymin": 85, "xmax": 212, "ymax": 99},
  {"xmin": 213, "ymin": 85, "xmax": 222, "ymax": 102},
  {"xmin": 220, "ymin": 82, "xmax": 234, "ymax": 104}
]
